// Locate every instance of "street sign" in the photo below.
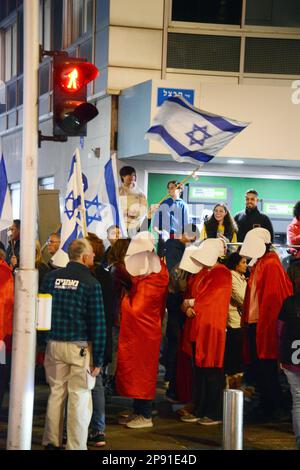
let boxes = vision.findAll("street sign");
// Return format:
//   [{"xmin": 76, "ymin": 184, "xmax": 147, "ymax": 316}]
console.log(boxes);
[{"xmin": 157, "ymin": 87, "xmax": 195, "ymax": 106}]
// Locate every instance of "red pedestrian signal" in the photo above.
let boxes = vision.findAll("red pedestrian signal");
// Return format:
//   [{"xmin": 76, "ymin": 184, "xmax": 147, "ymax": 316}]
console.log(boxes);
[{"xmin": 53, "ymin": 57, "xmax": 99, "ymax": 137}]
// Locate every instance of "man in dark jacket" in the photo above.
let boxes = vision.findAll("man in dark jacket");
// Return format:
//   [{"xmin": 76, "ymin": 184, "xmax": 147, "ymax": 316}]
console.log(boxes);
[{"xmin": 234, "ymin": 189, "xmax": 274, "ymax": 242}]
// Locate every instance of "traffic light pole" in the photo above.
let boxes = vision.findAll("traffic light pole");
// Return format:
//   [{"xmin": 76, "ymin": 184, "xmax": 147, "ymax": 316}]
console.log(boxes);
[{"xmin": 7, "ymin": 0, "xmax": 39, "ymax": 450}]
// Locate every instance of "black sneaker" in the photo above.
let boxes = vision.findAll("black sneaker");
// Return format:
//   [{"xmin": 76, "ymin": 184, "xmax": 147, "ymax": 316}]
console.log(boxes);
[
  {"xmin": 87, "ymin": 431, "xmax": 106, "ymax": 447},
  {"xmin": 44, "ymin": 443, "xmax": 64, "ymax": 450},
  {"xmin": 165, "ymin": 392, "xmax": 180, "ymax": 404}
]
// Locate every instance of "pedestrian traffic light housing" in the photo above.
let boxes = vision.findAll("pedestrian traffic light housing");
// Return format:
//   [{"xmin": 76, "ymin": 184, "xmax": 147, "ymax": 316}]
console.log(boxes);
[{"xmin": 53, "ymin": 56, "xmax": 99, "ymax": 137}]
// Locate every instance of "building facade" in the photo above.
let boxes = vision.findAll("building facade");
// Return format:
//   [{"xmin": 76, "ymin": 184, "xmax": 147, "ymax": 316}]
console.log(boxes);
[{"xmin": 1, "ymin": 0, "xmax": 300, "ymax": 231}]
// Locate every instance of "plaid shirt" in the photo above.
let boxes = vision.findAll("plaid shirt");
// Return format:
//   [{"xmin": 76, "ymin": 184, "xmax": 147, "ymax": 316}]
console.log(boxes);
[{"xmin": 40, "ymin": 261, "xmax": 106, "ymax": 367}]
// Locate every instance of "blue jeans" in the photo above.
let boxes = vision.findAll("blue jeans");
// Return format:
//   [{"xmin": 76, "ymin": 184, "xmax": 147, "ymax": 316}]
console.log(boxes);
[
  {"xmin": 90, "ymin": 372, "xmax": 105, "ymax": 433},
  {"xmin": 284, "ymin": 369, "xmax": 300, "ymax": 450}
]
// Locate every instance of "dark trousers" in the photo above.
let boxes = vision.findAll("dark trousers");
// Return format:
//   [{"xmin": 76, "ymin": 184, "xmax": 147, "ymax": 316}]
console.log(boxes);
[
  {"xmin": 248, "ymin": 324, "xmax": 283, "ymax": 416},
  {"xmin": 0, "ymin": 353, "xmax": 11, "ymax": 412},
  {"xmin": 165, "ymin": 293, "xmax": 184, "ymax": 395},
  {"xmin": 193, "ymin": 366, "xmax": 224, "ymax": 420},
  {"xmin": 133, "ymin": 399, "xmax": 152, "ymax": 419}
]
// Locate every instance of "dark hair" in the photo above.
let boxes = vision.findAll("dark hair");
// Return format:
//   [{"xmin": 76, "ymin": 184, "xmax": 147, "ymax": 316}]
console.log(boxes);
[
  {"xmin": 246, "ymin": 189, "xmax": 258, "ymax": 197},
  {"xmin": 293, "ymin": 201, "xmax": 300, "ymax": 220},
  {"xmin": 13, "ymin": 219, "xmax": 21, "ymax": 230},
  {"xmin": 204, "ymin": 204, "xmax": 238, "ymax": 241},
  {"xmin": 225, "ymin": 252, "xmax": 244, "ymax": 271},
  {"xmin": 86, "ymin": 232, "xmax": 105, "ymax": 263},
  {"xmin": 107, "ymin": 238, "xmax": 131, "ymax": 265},
  {"xmin": 167, "ymin": 180, "xmax": 179, "ymax": 188},
  {"xmin": 119, "ymin": 166, "xmax": 136, "ymax": 182},
  {"xmin": 167, "ymin": 180, "xmax": 183, "ymax": 196}
]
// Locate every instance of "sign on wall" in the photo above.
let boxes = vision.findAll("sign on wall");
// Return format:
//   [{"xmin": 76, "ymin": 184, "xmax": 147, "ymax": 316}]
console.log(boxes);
[
  {"xmin": 263, "ymin": 201, "xmax": 294, "ymax": 217},
  {"xmin": 157, "ymin": 87, "xmax": 195, "ymax": 107},
  {"xmin": 188, "ymin": 186, "xmax": 228, "ymax": 202}
]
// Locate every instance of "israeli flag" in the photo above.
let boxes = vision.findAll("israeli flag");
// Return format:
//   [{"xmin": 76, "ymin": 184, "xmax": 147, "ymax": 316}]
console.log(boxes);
[
  {"xmin": 51, "ymin": 149, "xmax": 87, "ymax": 267},
  {"xmin": 84, "ymin": 154, "xmax": 127, "ymax": 239},
  {"xmin": 145, "ymin": 96, "xmax": 249, "ymax": 165},
  {"xmin": 0, "ymin": 154, "xmax": 13, "ymax": 232}
]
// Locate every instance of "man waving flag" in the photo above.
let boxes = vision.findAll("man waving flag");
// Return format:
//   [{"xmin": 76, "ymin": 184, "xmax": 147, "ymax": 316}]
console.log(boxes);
[{"xmin": 145, "ymin": 96, "xmax": 249, "ymax": 165}]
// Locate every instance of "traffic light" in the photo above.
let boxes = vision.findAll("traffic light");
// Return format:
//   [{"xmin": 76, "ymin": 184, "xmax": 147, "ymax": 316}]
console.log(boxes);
[{"xmin": 53, "ymin": 56, "xmax": 99, "ymax": 137}]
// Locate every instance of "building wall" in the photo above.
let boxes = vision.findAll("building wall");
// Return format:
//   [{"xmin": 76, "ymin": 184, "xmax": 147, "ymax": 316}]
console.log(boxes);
[
  {"xmin": 1, "ymin": 96, "xmax": 112, "ymax": 210},
  {"xmin": 147, "ymin": 172, "xmax": 300, "ymax": 215}
]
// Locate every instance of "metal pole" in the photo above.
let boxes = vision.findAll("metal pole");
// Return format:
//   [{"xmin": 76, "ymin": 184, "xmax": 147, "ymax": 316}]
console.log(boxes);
[
  {"xmin": 222, "ymin": 389, "xmax": 244, "ymax": 450},
  {"xmin": 7, "ymin": 0, "xmax": 39, "ymax": 450}
]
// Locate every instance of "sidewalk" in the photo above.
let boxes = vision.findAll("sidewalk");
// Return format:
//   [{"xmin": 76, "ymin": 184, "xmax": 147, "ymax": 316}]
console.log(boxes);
[{"xmin": 0, "ymin": 377, "xmax": 296, "ymax": 451}]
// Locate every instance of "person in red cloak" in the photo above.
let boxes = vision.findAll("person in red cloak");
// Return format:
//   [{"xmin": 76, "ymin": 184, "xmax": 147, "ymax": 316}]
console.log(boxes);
[
  {"xmin": 0, "ymin": 258, "xmax": 14, "ymax": 411},
  {"xmin": 115, "ymin": 232, "xmax": 169, "ymax": 429},
  {"xmin": 240, "ymin": 227, "xmax": 293, "ymax": 420},
  {"xmin": 180, "ymin": 238, "xmax": 232, "ymax": 425}
]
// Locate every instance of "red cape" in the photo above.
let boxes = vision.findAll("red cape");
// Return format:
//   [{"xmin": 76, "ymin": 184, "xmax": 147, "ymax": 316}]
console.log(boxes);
[
  {"xmin": 0, "ymin": 260, "xmax": 14, "ymax": 352},
  {"xmin": 182, "ymin": 264, "xmax": 232, "ymax": 368},
  {"xmin": 242, "ymin": 251, "xmax": 293, "ymax": 359},
  {"xmin": 116, "ymin": 261, "xmax": 169, "ymax": 399}
]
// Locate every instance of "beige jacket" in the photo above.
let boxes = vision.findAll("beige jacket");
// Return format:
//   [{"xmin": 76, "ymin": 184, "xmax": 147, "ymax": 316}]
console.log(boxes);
[
  {"xmin": 119, "ymin": 183, "xmax": 148, "ymax": 232},
  {"xmin": 227, "ymin": 270, "xmax": 247, "ymax": 328}
]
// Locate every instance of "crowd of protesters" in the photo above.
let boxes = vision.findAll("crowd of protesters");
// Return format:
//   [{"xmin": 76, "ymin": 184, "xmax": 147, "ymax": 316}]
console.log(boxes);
[{"xmin": 1, "ymin": 176, "xmax": 300, "ymax": 451}]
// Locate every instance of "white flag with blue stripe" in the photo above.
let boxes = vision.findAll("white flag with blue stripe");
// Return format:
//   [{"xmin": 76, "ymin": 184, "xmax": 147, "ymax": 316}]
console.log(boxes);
[
  {"xmin": 0, "ymin": 154, "xmax": 13, "ymax": 232},
  {"xmin": 145, "ymin": 96, "xmax": 250, "ymax": 165},
  {"xmin": 84, "ymin": 154, "xmax": 127, "ymax": 239},
  {"xmin": 51, "ymin": 149, "xmax": 87, "ymax": 267}
]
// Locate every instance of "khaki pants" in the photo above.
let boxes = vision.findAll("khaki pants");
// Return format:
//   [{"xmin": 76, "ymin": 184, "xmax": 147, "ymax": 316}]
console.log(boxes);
[{"xmin": 43, "ymin": 341, "xmax": 95, "ymax": 450}]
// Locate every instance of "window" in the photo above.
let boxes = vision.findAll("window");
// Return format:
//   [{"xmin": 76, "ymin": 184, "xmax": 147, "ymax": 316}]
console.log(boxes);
[
  {"xmin": 71, "ymin": 0, "xmax": 93, "ymax": 43},
  {"xmin": 10, "ymin": 182, "xmax": 20, "ymax": 219},
  {"xmin": 245, "ymin": 0, "xmax": 300, "ymax": 28},
  {"xmin": 0, "ymin": 0, "xmax": 18, "ymax": 21},
  {"xmin": 4, "ymin": 23, "xmax": 17, "ymax": 81},
  {"xmin": 39, "ymin": 176, "xmax": 54, "ymax": 190},
  {"xmin": 40, "ymin": 0, "xmax": 51, "ymax": 50},
  {"xmin": 171, "ymin": 0, "xmax": 242, "ymax": 25},
  {"xmin": 39, "ymin": 0, "xmax": 63, "ymax": 51}
]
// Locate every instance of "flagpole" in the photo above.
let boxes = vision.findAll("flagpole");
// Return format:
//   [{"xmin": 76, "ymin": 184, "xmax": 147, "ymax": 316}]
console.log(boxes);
[
  {"xmin": 147, "ymin": 165, "xmax": 202, "ymax": 219},
  {"xmin": 75, "ymin": 148, "xmax": 88, "ymax": 237},
  {"xmin": 7, "ymin": 0, "xmax": 39, "ymax": 450},
  {"xmin": 111, "ymin": 152, "xmax": 128, "ymax": 237}
]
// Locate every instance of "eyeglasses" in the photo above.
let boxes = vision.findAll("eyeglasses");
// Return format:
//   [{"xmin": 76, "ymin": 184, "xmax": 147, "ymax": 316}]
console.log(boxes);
[{"xmin": 47, "ymin": 240, "xmax": 60, "ymax": 245}]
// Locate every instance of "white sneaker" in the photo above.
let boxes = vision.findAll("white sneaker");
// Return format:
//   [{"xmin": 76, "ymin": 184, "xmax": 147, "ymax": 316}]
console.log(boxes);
[
  {"xmin": 118, "ymin": 414, "xmax": 138, "ymax": 425},
  {"xmin": 197, "ymin": 416, "xmax": 222, "ymax": 426},
  {"xmin": 126, "ymin": 415, "xmax": 153, "ymax": 429}
]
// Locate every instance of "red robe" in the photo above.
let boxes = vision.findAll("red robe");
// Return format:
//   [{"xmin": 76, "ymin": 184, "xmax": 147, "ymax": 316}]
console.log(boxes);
[
  {"xmin": 182, "ymin": 264, "xmax": 232, "ymax": 368},
  {"xmin": 0, "ymin": 260, "xmax": 14, "ymax": 353},
  {"xmin": 116, "ymin": 261, "xmax": 169, "ymax": 400},
  {"xmin": 242, "ymin": 251, "xmax": 293, "ymax": 359}
]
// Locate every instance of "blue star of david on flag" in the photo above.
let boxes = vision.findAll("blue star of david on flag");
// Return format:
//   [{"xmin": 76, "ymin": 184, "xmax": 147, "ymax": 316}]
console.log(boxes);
[
  {"xmin": 146, "ymin": 96, "xmax": 250, "ymax": 165},
  {"xmin": 64, "ymin": 190, "xmax": 81, "ymax": 220},
  {"xmin": 186, "ymin": 124, "xmax": 211, "ymax": 146},
  {"xmin": 85, "ymin": 195, "xmax": 106, "ymax": 226}
]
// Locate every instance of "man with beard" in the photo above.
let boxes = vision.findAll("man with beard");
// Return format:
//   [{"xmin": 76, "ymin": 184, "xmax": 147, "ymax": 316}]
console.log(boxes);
[{"xmin": 234, "ymin": 189, "xmax": 274, "ymax": 242}]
